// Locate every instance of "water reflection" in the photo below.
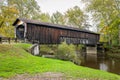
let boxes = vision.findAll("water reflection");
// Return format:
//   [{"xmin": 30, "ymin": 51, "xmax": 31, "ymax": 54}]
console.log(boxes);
[
  {"xmin": 81, "ymin": 55, "xmax": 120, "ymax": 75},
  {"xmin": 99, "ymin": 62, "xmax": 108, "ymax": 71}
]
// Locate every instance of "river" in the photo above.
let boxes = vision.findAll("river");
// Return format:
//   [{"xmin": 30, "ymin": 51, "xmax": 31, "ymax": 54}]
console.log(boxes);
[{"xmin": 81, "ymin": 54, "xmax": 120, "ymax": 75}]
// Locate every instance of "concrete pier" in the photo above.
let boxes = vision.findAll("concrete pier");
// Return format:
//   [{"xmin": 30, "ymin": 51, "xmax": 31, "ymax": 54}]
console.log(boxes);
[
  {"xmin": 86, "ymin": 46, "xmax": 97, "ymax": 55},
  {"xmin": 30, "ymin": 44, "xmax": 40, "ymax": 55},
  {"xmin": 86, "ymin": 46, "xmax": 97, "ymax": 62}
]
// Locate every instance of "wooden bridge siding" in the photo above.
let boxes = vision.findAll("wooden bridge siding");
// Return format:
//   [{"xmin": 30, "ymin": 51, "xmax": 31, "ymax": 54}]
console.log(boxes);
[
  {"xmin": 26, "ymin": 23, "xmax": 99, "ymax": 45},
  {"xmin": 26, "ymin": 24, "xmax": 32, "ymax": 41},
  {"xmin": 26, "ymin": 24, "xmax": 60, "ymax": 44}
]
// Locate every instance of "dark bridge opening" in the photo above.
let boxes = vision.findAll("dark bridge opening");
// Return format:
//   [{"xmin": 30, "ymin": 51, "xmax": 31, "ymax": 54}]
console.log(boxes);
[{"xmin": 16, "ymin": 25, "xmax": 25, "ymax": 40}]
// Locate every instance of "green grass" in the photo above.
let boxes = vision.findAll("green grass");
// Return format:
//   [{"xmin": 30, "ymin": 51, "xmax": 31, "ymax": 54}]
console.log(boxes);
[{"xmin": 0, "ymin": 43, "xmax": 120, "ymax": 80}]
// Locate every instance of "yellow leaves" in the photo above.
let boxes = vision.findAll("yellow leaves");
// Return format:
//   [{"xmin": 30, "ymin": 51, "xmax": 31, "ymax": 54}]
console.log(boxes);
[
  {"xmin": 0, "ymin": 5, "xmax": 18, "ymax": 37},
  {"xmin": 9, "ymin": 6, "xmax": 19, "ymax": 14},
  {"xmin": 1, "ymin": 6, "xmax": 18, "ymax": 22},
  {"xmin": 0, "ymin": 26, "xmax": 15, "ymax": 37},
  {"xmin": 100, "ymin": 26, "xmax": 109, "ymax": 35},
  {"xmin": 100, "ymin": 26, "xmax": 111, "ymax": 42}
]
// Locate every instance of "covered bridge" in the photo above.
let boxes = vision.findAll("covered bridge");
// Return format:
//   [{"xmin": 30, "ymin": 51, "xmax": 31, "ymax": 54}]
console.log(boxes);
[{"xmin": 13, "ymin": 18, "xmax": 99, "ymax": 45}]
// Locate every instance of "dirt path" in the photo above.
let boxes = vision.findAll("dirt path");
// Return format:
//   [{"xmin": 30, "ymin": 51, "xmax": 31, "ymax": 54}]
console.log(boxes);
[
  {"xmin": 0, "ymin": 72, "xmax": 101, "ymax": 80},
  {"xmin": 1, "ymin": 72, "xmax": 69, "ymax": 80}
]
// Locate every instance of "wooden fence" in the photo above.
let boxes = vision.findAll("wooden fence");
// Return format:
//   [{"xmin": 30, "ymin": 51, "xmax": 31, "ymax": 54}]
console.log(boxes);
[{"xmin": 0, "ymin": 37, "xmax": 18, "ymax": 44}]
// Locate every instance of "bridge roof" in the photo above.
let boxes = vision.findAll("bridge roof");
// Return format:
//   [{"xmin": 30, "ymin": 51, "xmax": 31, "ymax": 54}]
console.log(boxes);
[{"xmin": 13, "ymin": 18, "xmax": 99, "ymax": 35}]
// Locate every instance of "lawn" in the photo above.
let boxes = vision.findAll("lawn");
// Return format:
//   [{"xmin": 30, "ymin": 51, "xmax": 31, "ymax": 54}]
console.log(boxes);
[{"xmin": 0, "ymin": 43, "xmax": 120, "ymax": 80}]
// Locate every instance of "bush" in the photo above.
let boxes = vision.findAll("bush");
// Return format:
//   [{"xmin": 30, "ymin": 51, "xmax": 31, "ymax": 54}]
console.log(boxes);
[
  {"xmin": 55, "ymin": 42, "xmax": 81, "ymax": 64},
  {"xmin": 40, "ymin": 45, "xmax": 54, "ymax": 55},
  {"xmin": 76, "ymin": 44, "xmax": 84, "ymax": 52},
  {"xmin": 75, "ymin": 44, "xmax": 85, "ymax": 63}
]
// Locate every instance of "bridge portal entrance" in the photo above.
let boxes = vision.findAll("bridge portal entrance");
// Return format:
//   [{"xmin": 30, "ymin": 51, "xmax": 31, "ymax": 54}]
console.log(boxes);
[{"xmin": 16, "ymin": 25, "xmax": 25, "ymax": 40}]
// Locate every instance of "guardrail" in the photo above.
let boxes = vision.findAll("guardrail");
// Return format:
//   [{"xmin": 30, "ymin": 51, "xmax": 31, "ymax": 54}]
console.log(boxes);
[{"xmin": 0, "ymin": 37, "xmax": 18, "ymax": 44}]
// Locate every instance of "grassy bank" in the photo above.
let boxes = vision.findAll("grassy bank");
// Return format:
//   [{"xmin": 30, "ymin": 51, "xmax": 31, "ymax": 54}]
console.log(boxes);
[{"xmin": 0, "ymin": 43, "xmax": 120, "ymax": 80}]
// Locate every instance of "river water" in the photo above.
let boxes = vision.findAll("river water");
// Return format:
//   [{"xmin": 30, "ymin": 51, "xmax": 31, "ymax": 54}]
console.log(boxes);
[{"xmin": 81, "ymin": 54, "xmax": 120, "ymax": 75}]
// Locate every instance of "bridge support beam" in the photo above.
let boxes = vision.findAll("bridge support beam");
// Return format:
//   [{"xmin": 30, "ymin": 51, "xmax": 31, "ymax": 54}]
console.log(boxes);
[
  {"xmin": 86, "ymin": 46, "xmax": 97, "ymax": 54},
  {"xmin": 30, "ymin": 44, "xmax": 40, "ymax": 55},
  {"xmin": 85, "ymin": 45, "xmax": 97, "ymax": 61}
]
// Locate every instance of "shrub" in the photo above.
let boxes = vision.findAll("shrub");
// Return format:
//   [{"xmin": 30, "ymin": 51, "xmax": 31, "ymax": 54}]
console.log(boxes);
[
  {"xmin": 40, "ymin": 45, "xmax": 54, "ymax": 55},
  {"xmin": 55, "ymin": 42, "xmax": 81, "ymax": 64},
  {"xmin": 76, "ymin": 44, "xmax": 84, "ymax": 53},
  {"xmin": 75, "ymin": 44, "xmax": 85, "ymax": 64}
]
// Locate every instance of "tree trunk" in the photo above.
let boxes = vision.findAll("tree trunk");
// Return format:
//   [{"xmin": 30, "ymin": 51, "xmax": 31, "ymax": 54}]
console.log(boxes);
[{"xmin": 118, "ymin": 25, "xmax": 120, "ymax": 46}]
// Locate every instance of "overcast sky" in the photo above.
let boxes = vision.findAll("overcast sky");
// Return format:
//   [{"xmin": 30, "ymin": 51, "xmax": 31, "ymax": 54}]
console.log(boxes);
[{"xmin": 36, "ymin": 0, "xmax": 85, "ymax": 15}]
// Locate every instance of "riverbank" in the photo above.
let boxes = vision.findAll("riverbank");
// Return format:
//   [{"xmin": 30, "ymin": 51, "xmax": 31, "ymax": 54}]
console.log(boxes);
[
  {"xmin": 0, "ymin": 43, "xmax": 120, "ymax": 80},
  {"xmin": 106, "ymin": 47, "xmax": 120, "ymax": 59}
]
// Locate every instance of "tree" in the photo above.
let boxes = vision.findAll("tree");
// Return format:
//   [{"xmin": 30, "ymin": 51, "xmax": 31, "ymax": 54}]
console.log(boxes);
[
  {"xmin": 39, "ymin": 13, "xmax": 51, "ymax": 22},
  {"xmin": 83, "ymin": 0, "xmax": 120, "ymax": 46},
  {"xmin": 65, "ymin": 6, "xmax": 86, "ymax": 29},
  {"xmin": 7, "ymin": 0, "xmax": 41, "ymax": 19},
  {"xmin": 0, "ymin": 0, "xmax": 41, "ymax": 37},
  {"xmin": 51, "ymin": 11, "xmax": 66, "ymax": 25},
  {"xmin": 0, "ymin": 1, "xmax": 18, "ymax": 37}
]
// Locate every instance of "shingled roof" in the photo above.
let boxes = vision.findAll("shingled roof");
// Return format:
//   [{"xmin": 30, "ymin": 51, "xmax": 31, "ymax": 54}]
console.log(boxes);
[{"xmin": 13, "ymin": 18, "xmax": 99, "ymax": 35}]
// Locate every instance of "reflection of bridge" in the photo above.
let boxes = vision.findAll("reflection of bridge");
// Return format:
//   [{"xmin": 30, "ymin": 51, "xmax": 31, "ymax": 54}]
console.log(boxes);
[
  {"xmin": 13, "ymin": 18, "xmax": 99, "ymax": 45},
  {"xmin": 13, "ymin": 18, "xmax": 100, "ymax": 55}
]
